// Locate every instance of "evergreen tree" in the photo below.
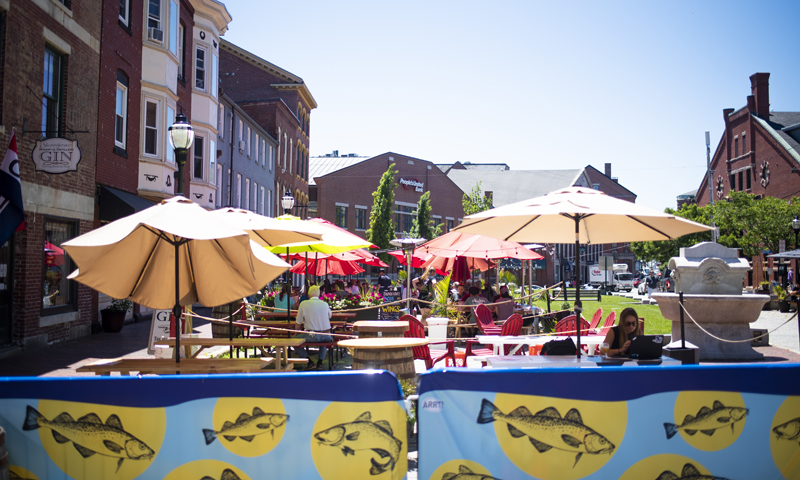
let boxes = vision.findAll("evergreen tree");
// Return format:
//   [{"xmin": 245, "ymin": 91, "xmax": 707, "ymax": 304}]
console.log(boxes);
[
  {"xmin": 463, "ymin": 181, "xmax": 493, "ymax": 215},
  {"xmin": 366, "ymin": 164, "xmax": 398, "ymax": 261},
  {"xmin": 410, "ymin": 191, "xmax": 440, "ymax": 241}
]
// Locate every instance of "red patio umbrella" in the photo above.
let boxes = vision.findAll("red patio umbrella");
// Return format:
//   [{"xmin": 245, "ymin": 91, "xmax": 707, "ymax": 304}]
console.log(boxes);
[
  {"xmin": 290, "ymin": 258, "xmax": 365, "ymax": 276},
  {"xmin": 387, "ymin": 249, "xmax": 430, "ymax": 268}
]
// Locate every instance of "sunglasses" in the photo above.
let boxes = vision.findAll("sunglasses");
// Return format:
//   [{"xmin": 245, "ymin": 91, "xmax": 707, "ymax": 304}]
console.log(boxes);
[{"xmin": 624, "ymin": 321, "xmax": 637, "ymax": 326}]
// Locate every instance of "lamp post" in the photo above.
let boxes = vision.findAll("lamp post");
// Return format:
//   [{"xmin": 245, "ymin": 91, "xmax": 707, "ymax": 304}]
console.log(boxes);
[
  {"xmin": 792, "ymin": 217, "xmax": 800, "ymax": 287},
  {"xmin": 281, "ymin": 190, "xmax": 295, "ymax": 216},
  {"xmin": 167, "ymin": 111, "xmax": 194, "ymax": 196},
  {"xmin": 389, "ymin": 237, "xmax": 426, "ymax": 314}
]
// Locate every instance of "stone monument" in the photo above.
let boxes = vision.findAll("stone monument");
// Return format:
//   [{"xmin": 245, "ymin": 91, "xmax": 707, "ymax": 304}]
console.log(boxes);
[{"xmin": 653, "ymin": 242, "xmax": 769, "ymax": 360}]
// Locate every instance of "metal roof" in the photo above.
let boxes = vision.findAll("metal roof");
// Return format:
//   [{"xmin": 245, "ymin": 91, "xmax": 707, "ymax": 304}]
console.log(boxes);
[
  {"xmin": 308, "ymin": 156, "xmax": 369, "ymax": 185},
  {"xmin": 446, "ymin": 168, "xmax": 589, "ymax": 207}
]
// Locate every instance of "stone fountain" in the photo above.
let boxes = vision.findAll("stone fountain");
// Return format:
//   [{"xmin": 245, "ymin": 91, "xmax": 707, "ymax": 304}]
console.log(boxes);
[{"xmin": 653, "ymin": 242, "xmax": 769, "ymax": 360}]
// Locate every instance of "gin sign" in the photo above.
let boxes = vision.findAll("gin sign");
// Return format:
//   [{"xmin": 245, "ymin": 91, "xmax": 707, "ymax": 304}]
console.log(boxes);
[{"xmin": 32, "ymin": 138, "xmax": 82, "ymax": 174}]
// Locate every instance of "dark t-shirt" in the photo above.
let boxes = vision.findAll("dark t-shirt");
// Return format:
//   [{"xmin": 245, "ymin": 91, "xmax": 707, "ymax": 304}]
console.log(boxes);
[
  {"xmin": 646, "ymin": 275, "xmax": 659, "ymax": 288},
  {"xmin": 609, "ymin": 325, "xmax": 623, "ymax": 350},
  {"xmin": 378, "ymin": 275, "xmax": 392, "ymax": 288}
]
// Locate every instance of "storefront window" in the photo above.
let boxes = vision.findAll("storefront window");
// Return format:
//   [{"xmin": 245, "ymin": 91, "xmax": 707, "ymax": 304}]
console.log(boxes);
[
  {"xmin": 335, "ymin": 206, "xmax": 347, "ymax": 228},
  {"xmin": 355, "ymin": 207, "xmax": 367, "ymax": 231},
  {"xmin": 42, "ymin": 218, "xmax": 77, "ymax": 313}
]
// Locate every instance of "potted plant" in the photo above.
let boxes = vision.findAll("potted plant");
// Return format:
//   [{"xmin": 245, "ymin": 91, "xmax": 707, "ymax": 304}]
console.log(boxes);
[
  {"xmin": 555, "ymin": 301, "xmax": 572, "ymax": 321},
  {"xmin": 101, "ymin": 298, "xmax": 132, "ymax": 333},
  {"xmin": 774, "ymin": 285, "xmax": 790, "ymax": 313}
]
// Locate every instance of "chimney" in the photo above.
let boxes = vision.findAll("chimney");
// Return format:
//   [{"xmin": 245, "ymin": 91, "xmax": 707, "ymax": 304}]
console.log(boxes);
[
  {"xmin": 604, "ymin": 163, "xmax": 611, "ymax": 178},
  {"xmin": 749, "ymin": 72, "xmax": 770, "ymax": 120}
]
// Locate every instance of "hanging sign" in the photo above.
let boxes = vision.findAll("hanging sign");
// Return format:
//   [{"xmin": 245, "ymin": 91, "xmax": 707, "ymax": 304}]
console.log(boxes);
[
  {"xmin": 399, "ymin": 178, "xmax": 424, "ymax": 192},
  {"xmin": 32, "ymin": 138, "xmax": 82, "ymax": 174}
]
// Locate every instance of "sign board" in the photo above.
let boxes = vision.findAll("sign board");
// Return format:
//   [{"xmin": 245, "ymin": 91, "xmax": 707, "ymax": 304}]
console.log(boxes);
[
  {"xmin": 780, "ymin": 239, "xmax": 786, "ymax": 253},
  {"xmin": 31, "ymin": 138, "xmax": 82, "ymax": 174},
  {"xmin": 599, "ymin": 255, "xmax": 614, "ymax": 270},
  {"xmin": 379, "ymin": 287, "xmax": 402, "ymax": 320},
  {"xmin": 532, "ymin": 259, "xmax": 546, "ymax": 270},
  {"xmin": 147, "ymin": 309, "xmax": 172, "ymax": 355},
  {"xmin": 399, "ymin": 177, "xmax": 424, "ymax": 192}
]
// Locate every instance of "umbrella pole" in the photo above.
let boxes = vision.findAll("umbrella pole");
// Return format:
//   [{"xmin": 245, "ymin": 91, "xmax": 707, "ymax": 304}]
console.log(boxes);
[
  {"xmin": 305, "ymin": 252, "xmax": 308, "ymax": 289},
  {"xmin": 406, "ymin": 249, "xmax": 413, "ymax": 313},
  {"xmin": 173, "ymin": 241, "xmax": 181, "ymax": 371},
  {"xmin": 286, "ymin": 247, "xmax": 291, "ymax": 322},
  {"xmin": 574, "ymin": 217, "xmax": 582, "ymax": 360}
]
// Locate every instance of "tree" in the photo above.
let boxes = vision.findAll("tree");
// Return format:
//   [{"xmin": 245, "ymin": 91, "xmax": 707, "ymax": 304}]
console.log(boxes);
[
  {"xmin": 629, "ymin": 203, "xmax": 713, "ymax": 265},
  {"xmin": 366, "ymin": 164, "xmax": 397, "ymax": 261},
  {"xmin": 410, "ymin": 191, "xmax": 440, "ymax": 241},
  {"xmin": 462, "ymin": 181, "xmax": 493, "ymax": 216},
  {"xmin": 713, "ymin": 192, "xmax": 800, "ymax": 258}
]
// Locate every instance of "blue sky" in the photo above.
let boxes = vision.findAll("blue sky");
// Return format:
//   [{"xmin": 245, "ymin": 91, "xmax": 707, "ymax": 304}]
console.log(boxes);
[{"xmin": 222, "ymin": 0, "xmax": 800, "ymax": 211}]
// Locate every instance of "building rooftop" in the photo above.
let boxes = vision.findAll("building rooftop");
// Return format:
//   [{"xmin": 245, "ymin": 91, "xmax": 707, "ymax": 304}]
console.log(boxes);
[
  {"xmin": 447, "ymin": 168, "xmax": 588, "ymax": 207},
  {"xmin": 308, "ymin": 155, "xmax": 369, "ymax": 185}
]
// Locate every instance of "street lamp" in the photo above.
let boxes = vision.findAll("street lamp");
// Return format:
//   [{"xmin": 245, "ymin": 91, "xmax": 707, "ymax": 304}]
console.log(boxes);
[
  {"xmin": 281, "ymin": 190, "xmax": 295, "ymax": 215},
  {"xmin": 167, "ymin": 111, "xmax": 194, "ymax": 196},
  {"xmin": 389, "ymin": 237, "xmax": 426, "ymax": 314}
]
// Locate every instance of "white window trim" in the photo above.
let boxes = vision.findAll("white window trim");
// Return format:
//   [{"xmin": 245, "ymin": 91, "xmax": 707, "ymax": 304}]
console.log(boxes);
[
  {"xmin": 208, "ymin": 138, "xmax": 216, "ymax": 186},
  {"xmin": 235, "ymin": 174, "xmax": 242, "ymax": 208},
  {"xmin": 255, "ymin": 134, "xmax": 260, "ymax": 163},
  {"xmin": 245, "ymin": 178, "xmax": 250, "ymax": 210},
  {"xmin": 177, "ymin": 22, "xmax": 184, "ymax": 78},
  {"xmin": 260, "ymin": 186, "xmax": 265, "ymax": 215},
  {"xmin": 218, "ymin": 104, "xmax": 224, "ymax": 136},
  {"xmin": 165, "ymin": 104, "xmax": 175, "ymax": 164},
  {"xmin": 193, "ymin": 135, "xmax": 205, "ymax": 180},
  {"xmin": 115, "ymin": 82, "xmax": 127, "ymax": 149},
  {"xmin": 247, "ymin": 127, "xmax": 251, "ymax": 158},
  {"xmin": 216, "ymin": 164, "xmax": 222, "ymax": 207},
  {"xmin": 195, "ymin": 44, "xmax": 207, "ymax": 92},
  {"xmin": 143, "ymin": 97, "xmax": 160, "ymax": 158},
  {"xmin": 355, "ymin": 205, "xmax": 368, "ymax": 210},
  {"xmin": 119, "ymin": 0, "xmax": 130, "ymax": 26},
  {"xmin": 147, "ymin": 0, "xmax": 162, "ymax": 30},
  {"xmin": 335, "ymin": 202, "xmax": 350, "ymax": 207},
  {"xmin": 395, "ymin": 200, "xmax": 417, "ymax": 208}
]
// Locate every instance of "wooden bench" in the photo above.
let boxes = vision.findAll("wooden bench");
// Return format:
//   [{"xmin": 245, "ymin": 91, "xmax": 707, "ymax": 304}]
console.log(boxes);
[
  {"xmin": 76, "ymin": 357, "xmax": 276, "ymax": 376},
  {"xmin": 300, "ymin": 342, "xmax": 339, "ymax": 370},
  {"xmin": 562, "ymin": 289, "xmax": 602, "ymax": 301}
]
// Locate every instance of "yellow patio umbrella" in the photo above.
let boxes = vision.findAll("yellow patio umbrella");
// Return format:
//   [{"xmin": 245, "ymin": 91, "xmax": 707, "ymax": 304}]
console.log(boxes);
[
  {"xmin": 63, "ymin": 197, "xmax": 290, "ymax": 365},
  {"xmin": 209, "ymin": 208, "xmax": 326, "ymax": 248},
  {"xmin": 266, "ymin": 216, "xmax": 375, "ymax": 255}
]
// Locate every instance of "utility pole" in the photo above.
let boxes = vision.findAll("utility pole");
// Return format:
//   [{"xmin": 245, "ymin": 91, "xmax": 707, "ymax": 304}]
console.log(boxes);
[{"xmin": 706, "ymin": 131, "xmax": 717, "ymax": 242}]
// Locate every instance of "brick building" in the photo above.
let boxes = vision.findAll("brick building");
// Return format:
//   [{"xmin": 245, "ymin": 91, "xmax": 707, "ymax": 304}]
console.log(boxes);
[
  {"xmin": 695, "ymin": 72, "xmax": 800, "ymax": 286},
  {"xmin": 219, "ymin": 41, "xmax": 316, "ymax": 216},
  {"xmin": 0, "ymin": 0, "xmax": 102, "ymax": 351},
  {"xmin": 311, "ymin": 152, "xmax": 465, "ymax": 242}
]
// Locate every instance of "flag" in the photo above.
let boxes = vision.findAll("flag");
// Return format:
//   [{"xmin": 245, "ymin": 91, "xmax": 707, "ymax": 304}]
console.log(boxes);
[{"xmin": 0, "ymin": 131, "xmax": 24, "ymax": 245}]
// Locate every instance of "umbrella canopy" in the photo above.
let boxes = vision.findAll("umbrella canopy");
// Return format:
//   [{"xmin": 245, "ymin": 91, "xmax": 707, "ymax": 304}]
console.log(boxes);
[
  {"xmin": 63, "ymin": 196, "xmax": 289, "ymax": 310},
  {"xmin": 289, "ymin": 258, "xmax": 365, "ymax": 276},
  {"xmin": 209, "ymin": 208, "xmax": 326, "ymax": 247},
  {"xmin": 388, "ymin": 249, "xmax": 430, "ymax": 268},
  {"xmin": 454, "ymin": 187, "xmax": 714, "ymax": 244},
  {"xmin": 417, "ymin": 231, "xmax": 543, "ymax": 261},
  {"xmin": 422, "ymin": 255, "xmax": 492, "ymax": 277},
  {"xmin": 454, "ymin": 187, "xmax": 714, "ymax": 359},
  {"xmin": 767, "ymin": 249, "xmax": 800, "ymax": 259},
  {"xmin": 266, "ymin": 216, "xmax": 375, "ymax": 254}
]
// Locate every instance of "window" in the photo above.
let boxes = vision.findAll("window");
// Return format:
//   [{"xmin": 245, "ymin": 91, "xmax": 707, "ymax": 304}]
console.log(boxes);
[
  {"xmin": 260, "ymin": 186, "xmax": 265, "ymax": 215},
  {"xmin": 238, "ymin": 120, "xmax": 243, "ymax": 141},
  {"xmin": 355, "ymin": 207, "xmax": 367, "ymax": 230},
  {"xmin": 216, "ymin": 164, "xmax": 222, "ymax": 207},
  {"xmin": 447, "ymin": 218, "xmax": 454, "ymax": 232},
  {"xmin": 283, "ymin": 133, "xmax": 288, "ymax": 168},
  {"xmin": 738, "ymin": 171, "xmax": 743, "ymax": 192},
  {"xmin": 144, "ymin": 99, "xmax": 159, "ymax": 156},
  {"xmin": 746, "ymin": 168, "xmax": 751, "ymax": 190},
  {"xmin": 730, "ymin": 174, "xmax": 735, "ymax": 191},
  {"xmin": 395, "ymin": 204, "xmax": 415, "ymax": 233},
  {"xmin": 209, "ymin": 138, "xmax": 216, "ymax": 185},
  {"xmin": 169, "ymin": 0, "xmax": 177, "ymax": 56},
  {"xmin": 236, "ymin": 174, "xmax": 241, "ymax": 208},
  {"xmin": 148, "ymin": 0, "xmax": 160, "ymax": 29},
  {"xmin": 42, "ymin": 47, "xmax": 64, "ymax": 138},
  {"xmin": 119, "ymin": 0, "xmax": 130, "ymax": 25},
  {"xmin": 259, "ymin": 139, "xmax": 265, "ymax": 166},
  {"xmin": 165, "ymin": 105, "xmax": 174, "ymax": 163},
  {"xmin": 269, "ymin": 145, "xmax": 274, "ymax": 171},
  {"xmin": 218, "ymin": 104, "xmax": 224, "ymax": 137},
  {"xmin": 114, "ymin": 73, "xmax": 128, "ymax": 149},
  {"xmin": 193, "ymin": 136, "xmax": 204, "ymax": 180},
  {"xmin": 734, "ymin": 136, "xmax": 739, "ymax": 157},
  {"xmin": 245, "ymin": 178, "xmax": 250, "ymax": 210},
  {"xmin": 177, "ymin": 23, "xmax": 184, "ymax": 81},
  {"xmin": 253, "ymin": 182, "xmax": 257, "ymax": 211},
  {"xmin": 255, "ymin": 134, "xmax": 260, "ymax": 163},
  {"xmin": 43, "ymin": 218, "xmax": 77, "ymax": 313},
  {"xmin": 195, "ymin": 46, "xmax": 206, "ymax": 91},
  {"xmin": 335, "ymin": 205, "xmax": 348, "ymax": 228},
  {"xmin": 211, "ymin": 53, "xmax": 218, "ymax": 99},
  {"xmin": 246, "ymin": 127, "xmax": 251, "ymax": 157},
  {"xmin": 742, "ymin": 132, "xmax": 746, "ymax": 153}
]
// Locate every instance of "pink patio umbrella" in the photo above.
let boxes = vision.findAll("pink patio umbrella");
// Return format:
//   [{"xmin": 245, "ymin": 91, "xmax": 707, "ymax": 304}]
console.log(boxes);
[{"xmin": 289, "ymin": 258, "xmax": 365, "ymax": 276}]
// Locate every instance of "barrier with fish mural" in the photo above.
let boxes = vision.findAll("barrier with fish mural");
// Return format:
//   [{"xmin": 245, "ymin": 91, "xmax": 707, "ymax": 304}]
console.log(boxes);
[
  {"xmin": 417, "ymin": 364, "xmax": 800, "ymax": 480},
  {"xmin": 0, "ymin": 371, "xmax": 407, "ymax": 480}
]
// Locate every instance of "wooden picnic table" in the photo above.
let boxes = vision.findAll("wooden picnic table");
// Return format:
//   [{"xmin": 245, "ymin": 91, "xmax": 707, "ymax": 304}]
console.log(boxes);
[
  {"xmin": 255, "ymin": 311, "xmax": 357, "ymax": 320},
  {"xmin": 353, "ymin": 320, "xmax": 408, "ymax": 338},
  {"xmin": 154, "ymin": 337, "xmax": 306, "ymax": 371},
  {"xmin": 76, "ymin": 357, "xmax": 276, "ymax": 376},
  {"xmin": 240, "ymin": 320, "xmax": 352, "ymax": 338}
]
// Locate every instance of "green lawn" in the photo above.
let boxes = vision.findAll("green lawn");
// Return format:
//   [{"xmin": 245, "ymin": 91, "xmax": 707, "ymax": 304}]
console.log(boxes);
[{"xmin": 530, "ymin": 290, "xmax": 671, "ymax": 335}]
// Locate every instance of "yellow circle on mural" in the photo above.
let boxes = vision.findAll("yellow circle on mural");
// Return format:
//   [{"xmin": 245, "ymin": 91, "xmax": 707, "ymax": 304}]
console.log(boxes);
[
  {"xmin": 620, "ymin": 454, "xmax": 716, "ymax": 480},
  {"xmin": 669, "ymin": 391, "xmax": 747, "ymax": 451},
  {"xmin": 311, "ymin": 401, "xmax": 407, "ymax": 480},
  {"xmin": 770, "ymin": 396, "xmax": 800, "ymax": 479},
  {"xmin": 31, "ymin": 400, "xmax": 165, "ymax": 480},
  {"xmin": 485, "ymin": 394, "xmax": 624, "ymax": 480},
  {"xmin": 163, "ymin": 459, "xmax": 251, "ymax": 480},
  {"xmin": 8, "ymin": 465, "xmax": 39, "ymax": 480},
  {"xmin": 207, "ymin": 397, "xmax": 288, "ymax": 457},
  {"xmin": 430, "ymin": 459, "xmax": 499, "ymax": 480}
]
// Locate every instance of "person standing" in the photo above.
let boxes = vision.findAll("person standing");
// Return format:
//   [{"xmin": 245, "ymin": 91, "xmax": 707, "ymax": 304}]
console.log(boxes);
[
  {"xmin": 377, "ymin": 269, "xmax": 392, "ymax": 292},
  {"xmin": 645, "ymin": 271, "xmax": 659, "ymax": 298},
  {"xmin": 293, "ymin": 286, "xmax": 333, "ymax": 370}
]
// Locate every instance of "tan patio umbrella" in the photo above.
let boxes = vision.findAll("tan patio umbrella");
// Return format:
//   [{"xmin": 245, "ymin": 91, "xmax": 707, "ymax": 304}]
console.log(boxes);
[
  {"xmin": 63, "ymin": 197, "xmax": 290, "ymax": 365},
  {"xmin": 454, "ymin": 187, "xmax": 714, "ymax": 358}
]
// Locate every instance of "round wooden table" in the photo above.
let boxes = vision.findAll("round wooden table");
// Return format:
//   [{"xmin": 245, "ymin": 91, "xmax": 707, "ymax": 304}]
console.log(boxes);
[
  {"xmin": 353, "ymin": 320, "xmax": 409, "ymax": 338},
  {"xmin": 338, "ymin": 337, "xmax": 427, "ymax": 379}
]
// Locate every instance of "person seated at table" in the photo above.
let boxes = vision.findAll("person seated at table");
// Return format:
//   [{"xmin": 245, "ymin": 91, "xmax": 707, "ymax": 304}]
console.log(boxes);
[
  {"xmin": 293, "ymin": 285, "xmax": 333, "ymax": 370},
  {"xmin": 334, "ymin": 281, "xmax": 349, "ymax": 299},
  {"xmin": 464, "ymin": 286, "xmax": 489, "ymax": 323},
  {"xmin": 273, "ymin": 284, "xmax": 295, "ymax": 317},
  {"xmin": 322, "ymin": 279, "xmax": 332, "ymax": 294},
  {"xmin": 603, "ymin": 307, "xmax": 641, "ymax": 356},
  {"xmin": 297, "ymin": 281, "xmax": 312, "ymax": 305},
  {"xmin": 493, "ymin": 285, "xmax": 515, "ymax": 321},
  {"xmin": 348, "ymin": 280, "xmax": 361, "ymax": 295}
]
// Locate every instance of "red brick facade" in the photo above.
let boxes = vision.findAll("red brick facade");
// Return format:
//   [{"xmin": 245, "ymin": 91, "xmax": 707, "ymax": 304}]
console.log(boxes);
[
  {"xmin": 2, "ymin": 0, "xmax": 102, "ymax": 349},
  {"xmin": 219, "ymin": 41, "xmax": 314, "ymax": 212}
]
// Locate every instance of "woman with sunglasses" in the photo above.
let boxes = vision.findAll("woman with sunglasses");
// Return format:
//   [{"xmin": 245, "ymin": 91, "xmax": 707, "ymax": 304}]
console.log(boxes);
[{"xmin": 603, "ymin": 307, "xmax": 641, "ymax": 356}]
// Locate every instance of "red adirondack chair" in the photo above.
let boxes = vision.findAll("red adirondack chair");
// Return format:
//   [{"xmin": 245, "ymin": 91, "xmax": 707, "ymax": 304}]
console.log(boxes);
[
  {"xmin": 588, "ymin": 308, "xmax": 603, "ymax": 333},
  {"xmin": 597, "ymin": 311, "xmax": 617, "ymax": 337},
  {"xmin": 554, "ymin": 315, "xmax": 592, "ymax": 336},
  {"xmin": 474, "ymin": 304, "xmax": 500, "ymax": 335},
  {"xmin": 403, "ymin": 315, "xmax": 457, "ymax": 369},
  {"xmin": 465, "ymin": 314, "xmax": 524, "ymax": 358}
]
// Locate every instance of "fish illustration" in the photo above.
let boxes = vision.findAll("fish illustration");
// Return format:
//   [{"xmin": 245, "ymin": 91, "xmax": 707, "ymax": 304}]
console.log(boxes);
[
  {"xmin": 773, "ymin": 417, "xmax": 800, "ymax": 443},
  {"xmin": 203, "ymin": 407, "xmax": 289, "ymax": 445},
  {"xmin": 655, "ymin": 462, "xmax": 730, "ymax": 480},
  {"xmin": 22, "ymin": 405, "xmax": 154, "ymax": 472},
  {"xmin": 442, "ymin": 464, "xmax": 501, "ymax": 480},
  {"xmin": 664, "ymin": 400, "xmax": 748, "ymax": 439},
  {"xmin": 476, "ymin": 399, "xmax": 615, "ymax": 468},
  {"xmin": 200, "ymin": 469, "xmax": 241, "ymax": 480},
  {"xmin": 314, "ymin": 411, "xmax": 403, "ymax": 475}
]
